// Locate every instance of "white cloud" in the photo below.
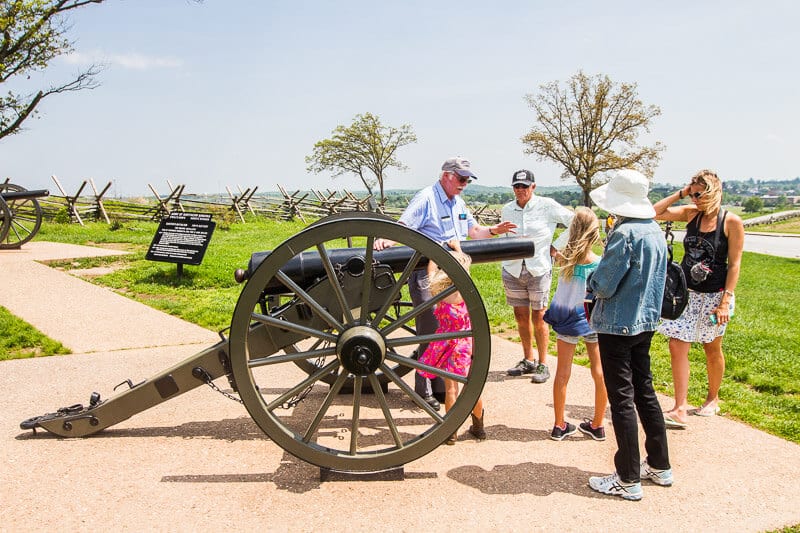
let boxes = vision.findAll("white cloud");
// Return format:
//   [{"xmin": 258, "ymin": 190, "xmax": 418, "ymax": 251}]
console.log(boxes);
[
  {"xmin": 63, "ymin": 50, "xmax": 182, "ymax": 70},
  {"xmin": 765, "ymin": 133, "xmax": 785, "ymax": 145}
]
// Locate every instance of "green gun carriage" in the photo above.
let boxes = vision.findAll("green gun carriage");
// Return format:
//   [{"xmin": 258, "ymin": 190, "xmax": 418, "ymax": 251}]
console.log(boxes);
[{"xmin": 22, "ymin": 213, "xmax": 534, "ymax": 475}]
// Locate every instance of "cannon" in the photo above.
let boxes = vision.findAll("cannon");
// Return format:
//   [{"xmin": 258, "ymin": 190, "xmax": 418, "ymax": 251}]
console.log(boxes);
[
  {"xmin": 0, "ymin": 182, "xmax": 49, "ymax": 249},
  {"xmin": 21, "ymin": 213, "xmax": 534, "ymax": 474}
]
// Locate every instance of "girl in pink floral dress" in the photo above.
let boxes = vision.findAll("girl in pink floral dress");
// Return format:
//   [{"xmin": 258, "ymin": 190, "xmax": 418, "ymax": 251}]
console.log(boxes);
[{"xmin": 418, "ymin": 242, "xmax": 485, "ymax": 445}]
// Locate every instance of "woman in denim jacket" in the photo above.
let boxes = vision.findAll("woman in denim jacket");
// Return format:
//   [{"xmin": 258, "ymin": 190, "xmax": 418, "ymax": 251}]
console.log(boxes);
[{"xmin": 586, "ymin": 169, "xmax": 672, "ymax": 501}]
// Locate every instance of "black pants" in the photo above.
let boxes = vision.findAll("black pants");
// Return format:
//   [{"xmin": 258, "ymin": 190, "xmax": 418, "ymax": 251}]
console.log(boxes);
[
  {"xmin": 597, "ymin": 331, "xmax": 670, "ymax": 482},
  {"xmin": 409, "ymin": 270, "xmax": 445, "ymax": 397}
]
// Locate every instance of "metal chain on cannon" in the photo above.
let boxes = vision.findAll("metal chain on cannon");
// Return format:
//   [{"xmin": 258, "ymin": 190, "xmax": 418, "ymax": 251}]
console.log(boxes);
[{"xmin": 192, "ymin": 366, "xmax": 244, "ymax": 405}]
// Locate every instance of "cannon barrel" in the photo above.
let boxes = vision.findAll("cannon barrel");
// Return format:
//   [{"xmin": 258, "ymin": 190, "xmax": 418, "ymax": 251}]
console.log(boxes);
[
  {"xmin": 0, "ymin": 188, "xmax": 50, "ymax": 201},
  {"xmin": 235, "ymin": 236, "xmax": 535, "ymax": 292}
]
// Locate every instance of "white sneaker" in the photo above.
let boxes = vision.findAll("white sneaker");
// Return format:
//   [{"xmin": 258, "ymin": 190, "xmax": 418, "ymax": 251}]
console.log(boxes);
[
  {"xmin": 589, "ymin": 472, "xmax": 643, "ymax": 501},
  {"xmin": 641, "ymin": 460, "xmax": 673, "ymax": 486}
]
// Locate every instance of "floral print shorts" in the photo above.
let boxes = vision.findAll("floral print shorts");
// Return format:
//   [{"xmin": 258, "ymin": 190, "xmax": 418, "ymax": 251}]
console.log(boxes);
[{"xmin": 658, "ymin": 290, "xmax": 734, "ymax": 344}]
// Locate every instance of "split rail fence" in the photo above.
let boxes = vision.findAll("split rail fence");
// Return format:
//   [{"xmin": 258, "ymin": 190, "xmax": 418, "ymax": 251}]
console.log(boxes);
[{"xmin": 34, "ymin": 176, "xmax": 503, "ymax": 227}]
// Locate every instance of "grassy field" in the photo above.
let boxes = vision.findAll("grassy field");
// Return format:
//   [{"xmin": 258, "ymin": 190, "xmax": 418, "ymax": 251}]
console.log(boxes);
[{"xmin": 4, "ymin": 217, "xmax": 800, "ymax": 444}]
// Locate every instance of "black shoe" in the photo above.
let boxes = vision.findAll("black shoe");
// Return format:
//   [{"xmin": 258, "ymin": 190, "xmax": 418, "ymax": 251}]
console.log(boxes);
[
  {"xmin": 578, "ymin": 419, "xmax": 606, "ymax": 441},
  {"xmin": 422, "ymin": 395, "xmax": 441, "ymax": 411},
  {"xmin": 550, "ymin": 422, "xmax": 577, "ymax": 441},
  {"xmin": 506, "ymin": 359, "xmax": 536, "ymax": 376}
]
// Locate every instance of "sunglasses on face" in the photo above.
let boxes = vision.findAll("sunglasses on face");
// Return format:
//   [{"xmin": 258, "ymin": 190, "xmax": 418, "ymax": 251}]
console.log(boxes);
[
  {"xmin": 513, "ymin": 183, "xmax": 530, "ymax": 189},
  {"xmin": 689, "ymin": 191, "xmax": 704, "ymax": 199},
  {"xmin": 453, "ymin": 173, "xmax": 471, "ymax": 184}
]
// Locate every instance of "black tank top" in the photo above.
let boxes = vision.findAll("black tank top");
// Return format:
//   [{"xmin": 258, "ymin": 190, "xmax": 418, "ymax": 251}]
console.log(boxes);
[{"xmin": 681, "ymin": 211, "xmax": 728, "ymax": 293}]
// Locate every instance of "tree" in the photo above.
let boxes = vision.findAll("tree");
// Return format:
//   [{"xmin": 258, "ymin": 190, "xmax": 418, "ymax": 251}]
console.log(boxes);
[
  {"xmin": 306, "ymin": 112, "xmax": 417, "ymax": 205},
  {"xmin": 0, "ymin": 0, "xmax": 112, "ymax": 140},
  {"xmin": 743, "ymin": 196, "xmax": 763, "ymax": 213},
  {"xmin": 521, "ymin": 71, "xmax": 665, "ymax": 206}
]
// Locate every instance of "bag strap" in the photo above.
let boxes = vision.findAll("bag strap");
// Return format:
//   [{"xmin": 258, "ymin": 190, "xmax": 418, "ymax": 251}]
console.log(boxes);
[
  {"xmin": 663, "ymin": 221, "xmax": 675, "ymax": 262},
  {"xmin": 712, "ymin": 209, "xmax": 727, "ymax": 250}
]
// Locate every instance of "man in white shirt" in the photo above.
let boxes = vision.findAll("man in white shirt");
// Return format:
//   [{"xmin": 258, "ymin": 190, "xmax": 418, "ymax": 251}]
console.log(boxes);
[{"xmin": 501, "ymin": 170, "xmax": 574, "ymax": 383}]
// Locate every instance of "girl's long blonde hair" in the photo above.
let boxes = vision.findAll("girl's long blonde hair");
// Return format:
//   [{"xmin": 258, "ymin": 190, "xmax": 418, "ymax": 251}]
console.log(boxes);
[
  {"xmin": 428, "ymin": 251, "xmax": 472, "ymax": 297},
  {"xmin": 556, "ymin": 206, "xmax": 600, "ymax": 281}
]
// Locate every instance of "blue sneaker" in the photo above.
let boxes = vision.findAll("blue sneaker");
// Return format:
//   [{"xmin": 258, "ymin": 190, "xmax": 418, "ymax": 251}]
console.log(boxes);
[
  {"xmin": 641, "ymin": 460, "xmax": 673, "ymax": 487},
  {"xmin": 589, "ymin": 472, "xmax": 643, "ymax": 501}
]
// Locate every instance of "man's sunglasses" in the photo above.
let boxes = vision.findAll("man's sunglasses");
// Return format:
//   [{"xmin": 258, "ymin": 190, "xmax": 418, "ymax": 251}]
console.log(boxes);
[
  {"xmin": 513, "ymin": 183, "xmax": 530, "ymax": 189},
  {"xmin": 453, "ymin": 173, "xmax": 472, "ymax": 184}
]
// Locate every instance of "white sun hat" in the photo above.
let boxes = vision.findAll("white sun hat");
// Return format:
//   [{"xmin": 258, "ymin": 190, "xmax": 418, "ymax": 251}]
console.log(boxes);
[{"xmin": 590, "ymin": 169, "xmax": 656, "ymax": 219}]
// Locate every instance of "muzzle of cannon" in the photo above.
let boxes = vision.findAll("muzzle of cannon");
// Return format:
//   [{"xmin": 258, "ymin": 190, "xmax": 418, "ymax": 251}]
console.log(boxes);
[
  {"xmin": 21, "ymin": 213, "xmax": 535, "ymax": 473},
  {"xmin": 0, "ymin": 183, "xmax": 49, "ymax": 249}
]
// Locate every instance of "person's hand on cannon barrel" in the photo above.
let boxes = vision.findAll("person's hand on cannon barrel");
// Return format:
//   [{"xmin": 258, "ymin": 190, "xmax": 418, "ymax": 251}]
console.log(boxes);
[{"xmin": 373, "ymin": 237, "xmax": 397, "ymax": 251}]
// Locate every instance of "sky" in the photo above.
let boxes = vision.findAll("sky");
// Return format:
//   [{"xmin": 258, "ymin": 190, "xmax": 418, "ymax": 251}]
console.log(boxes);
[{"xmin": 1, "ymin": 0, "xmax": 798, "ymax": 198}]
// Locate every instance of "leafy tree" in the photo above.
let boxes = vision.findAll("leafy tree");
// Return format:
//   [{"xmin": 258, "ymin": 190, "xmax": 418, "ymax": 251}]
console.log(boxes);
[
  {"xmin": 743, "ymin": 196, "xmax": 764, "ymax": 213},
  {"xmin": 0, "ymin": 0, "xmax": 107, "ymax": 140},
  {"xmin": 521, "ymin": 71, "xmax": 665, "ymax": 206},
  {"xmin": 306, "ymin": 112, "xmax": 417, "ymax": 205}
]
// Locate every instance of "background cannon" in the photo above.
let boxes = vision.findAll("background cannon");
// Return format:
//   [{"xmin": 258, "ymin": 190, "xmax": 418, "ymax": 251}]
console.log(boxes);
[
  {"xmin": 22, "ymin": 213, "xmax": 535, "ymax": 474},
  {"xmin": 0, "ymin": 182, "xmax": 49, "ymax": 249}
]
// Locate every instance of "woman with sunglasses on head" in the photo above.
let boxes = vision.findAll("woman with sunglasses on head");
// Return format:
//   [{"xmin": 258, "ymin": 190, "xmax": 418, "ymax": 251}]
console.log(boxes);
[{"xmin": 654, "ymin": 169, "xmax": 745, "ymax": 428}]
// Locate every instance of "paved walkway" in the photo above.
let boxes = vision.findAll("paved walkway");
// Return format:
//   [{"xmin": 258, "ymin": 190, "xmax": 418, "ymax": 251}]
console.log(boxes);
[{"xmin": 1, "ymin": 242, "xmax": 799, "ymax": 532}]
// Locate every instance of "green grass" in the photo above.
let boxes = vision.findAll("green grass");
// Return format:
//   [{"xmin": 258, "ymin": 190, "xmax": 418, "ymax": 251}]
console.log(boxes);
[
  {"xmin": 0, "ymin": 306, "xmax": 70, "ymax": 360},
  {"xmin": 39, "ymin": 218, "xmax": 307, "ymax": 331},
  {"xmin": 8, "ymin": 218, "xmax": 800, "ymax": 443}
]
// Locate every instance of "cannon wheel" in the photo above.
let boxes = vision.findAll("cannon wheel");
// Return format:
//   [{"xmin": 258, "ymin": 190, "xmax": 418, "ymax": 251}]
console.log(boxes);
[
  {"xmin": 285, "ymin": 212, "xmax": 418, "ymax": 384},
  {"xmin": 229, "ymin": 214, "xmax": 491, "ymax": 472},
  {"xmin": 0, "ymin": 183, "xmax": 43, "ymax": 249},
  {"xmin": 0, "ymin": 197, "xmax": 10, "ymax": 244}
]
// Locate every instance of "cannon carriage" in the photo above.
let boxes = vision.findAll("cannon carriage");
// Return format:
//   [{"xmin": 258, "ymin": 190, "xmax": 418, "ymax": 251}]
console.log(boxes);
[
  {"xmin": 21, "ymin": 213, "xmax": 534, "ymax": 474},
  {"xmin": 0, "ymin": 182, "xmax": 49, "ymax": 249}
]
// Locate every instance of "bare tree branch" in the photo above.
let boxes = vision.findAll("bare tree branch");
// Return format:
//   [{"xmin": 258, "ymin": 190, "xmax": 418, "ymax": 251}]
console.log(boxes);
[
  {"xmin": 522, "ymin": 71, "xmax": 665, "ymax": 206},
  {"xmin": 0, "ymin": 0, "xmax": 107, "ymax": 138}
]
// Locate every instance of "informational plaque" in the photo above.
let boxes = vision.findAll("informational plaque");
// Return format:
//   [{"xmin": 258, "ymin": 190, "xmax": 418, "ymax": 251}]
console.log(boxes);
[{"xmin": 146, "ymin": 212, "xmax": 216, "ymax": 266}]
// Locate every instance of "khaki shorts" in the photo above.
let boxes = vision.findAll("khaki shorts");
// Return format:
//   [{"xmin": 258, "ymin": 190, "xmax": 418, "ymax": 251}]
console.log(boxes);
[{"xmin": 502, "ymin": 267, "xmax": 551, "ymax": 310}]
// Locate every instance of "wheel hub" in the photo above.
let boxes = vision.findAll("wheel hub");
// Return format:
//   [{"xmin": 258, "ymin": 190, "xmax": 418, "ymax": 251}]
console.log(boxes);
[{"xmin": 337, "ymin": 326, "xmax": 386, "ymax": 376}]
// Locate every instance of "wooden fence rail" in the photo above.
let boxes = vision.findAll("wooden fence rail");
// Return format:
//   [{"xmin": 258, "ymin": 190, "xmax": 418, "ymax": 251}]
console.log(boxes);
[{"xmin": 33, "ymin": 181, "xmax": 503, "ymax": 227}]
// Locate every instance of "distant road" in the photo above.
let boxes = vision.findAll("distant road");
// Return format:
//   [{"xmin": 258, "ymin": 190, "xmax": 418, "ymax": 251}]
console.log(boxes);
[{"xmin": 673, "ymin": 230, "xmax": 800, "ymax": 259}]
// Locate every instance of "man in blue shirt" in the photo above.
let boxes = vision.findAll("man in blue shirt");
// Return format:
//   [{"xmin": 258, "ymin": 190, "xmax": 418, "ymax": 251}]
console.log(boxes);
[{"xmin": 374, "ymin": 156, "xmax": 516, "ymax": 409}]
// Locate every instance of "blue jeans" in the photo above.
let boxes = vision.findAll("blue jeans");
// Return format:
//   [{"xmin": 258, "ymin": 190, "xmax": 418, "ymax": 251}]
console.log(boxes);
[
  {"xmin": 597, "ymin": 331, "xmax": 670, "ymax": 482},
  {"xmin": 409, "ymin": 270, "xmax": 444, "ymax": 397}
]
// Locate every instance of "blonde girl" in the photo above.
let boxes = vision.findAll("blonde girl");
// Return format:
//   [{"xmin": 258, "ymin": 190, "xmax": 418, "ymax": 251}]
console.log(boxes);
[{"xmin": 543, "ymin": 207, "xmax": 608, "ymax": 441}]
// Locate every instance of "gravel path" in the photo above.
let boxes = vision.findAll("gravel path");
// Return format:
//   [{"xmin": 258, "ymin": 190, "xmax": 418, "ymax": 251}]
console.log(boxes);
[{"xmin": 2, "ymin": 242, "xmax": 799, "ymax": 532}]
